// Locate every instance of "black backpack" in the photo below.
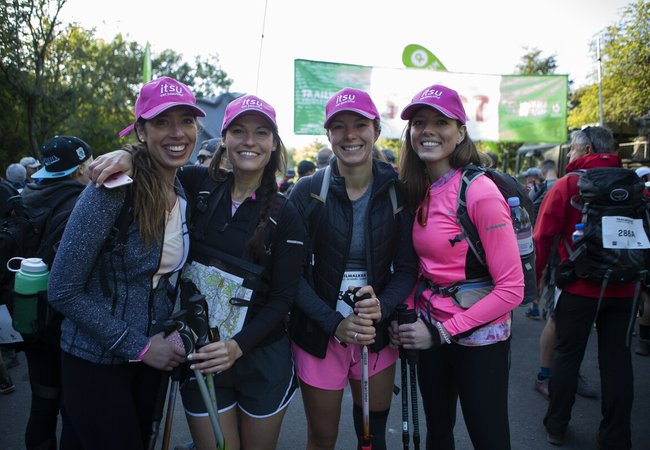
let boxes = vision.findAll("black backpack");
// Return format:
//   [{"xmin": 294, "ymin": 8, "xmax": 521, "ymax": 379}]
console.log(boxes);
[
  {"xmin": 291, "ymin": 165, "xmax": 402, "ymax": 355},
  {"xmin": 0, "ymin": 186, "xmax": 82, "ymax": 295},
  {"xmin": 557, "ymin": 168, "xmax": 650, "ymax": 306},
  {"xmin": 0, "ymin": 184, "xmax": 83, "ymax": 347},
  {"xmin": 455, "ymin": 164, "xmax": 537, "ymax": 304}
]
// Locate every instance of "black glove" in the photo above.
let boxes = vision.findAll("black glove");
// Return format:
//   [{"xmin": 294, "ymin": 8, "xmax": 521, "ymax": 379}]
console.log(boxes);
[{"xmin": 421, "ymin": 315, "xmax": 451, "ymax": 351}]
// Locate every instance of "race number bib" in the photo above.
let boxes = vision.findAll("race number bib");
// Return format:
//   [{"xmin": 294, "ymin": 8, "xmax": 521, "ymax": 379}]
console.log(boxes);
[
  {"xmin": 336, "ymin": 271, "xmax": 368, "ymax": 317},
  {"xmin": 182, "ymin": 261, "xmax": 251, "ymax": 341},
  {"xmin": 601, "ymin": 216, "xmax": 650, "ymax": 249}
]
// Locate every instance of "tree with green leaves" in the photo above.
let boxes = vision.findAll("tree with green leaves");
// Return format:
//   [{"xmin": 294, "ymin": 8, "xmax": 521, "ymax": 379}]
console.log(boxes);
[
  {"xmin": 0, "ymin": 0, "xmax": 232, "ymax": 169},
  {"xmin": 568, "ymin": 0, "xmax": 650, "ymax": 128},
  {"xmin": 515, "ymin": 47, "xmax": 558, "ymax": 75}
]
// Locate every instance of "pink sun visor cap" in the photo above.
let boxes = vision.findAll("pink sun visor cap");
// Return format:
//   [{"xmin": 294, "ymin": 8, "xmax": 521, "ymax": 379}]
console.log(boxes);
[
  {"xmin": 119, "ymin": 77, "xmax": 206, "ymax": 137},
  {"xmin": 400, "ymin": 84, "xmax": 467, "ymax": 125},
  {"xmin": 221, "ymin": 95, "xmax": 277, "ymax": 134},
  {"xmin": 323, "ymin": 88, "xmax": 380, "ymax": 128}
]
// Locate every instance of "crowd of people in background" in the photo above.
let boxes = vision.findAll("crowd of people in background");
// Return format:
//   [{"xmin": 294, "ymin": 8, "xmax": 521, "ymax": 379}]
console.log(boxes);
[{"xmin": 1, "ymin": 78, "xmax": 649, "ymax": 450}]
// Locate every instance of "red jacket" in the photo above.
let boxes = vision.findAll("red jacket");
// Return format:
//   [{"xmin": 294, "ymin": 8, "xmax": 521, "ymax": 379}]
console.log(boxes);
[{"xmin": 534, "ymin": 153, "xmax": 634, "ymax": 298}]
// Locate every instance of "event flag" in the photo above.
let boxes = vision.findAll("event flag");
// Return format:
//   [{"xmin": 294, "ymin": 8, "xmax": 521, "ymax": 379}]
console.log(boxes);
[
  {"xmin": 402, "ymin": 44, "xmax": 447, "ymax": 71},
  {"xmin": 142, "ymin": 42, "xmax": 152, "ymax": 84}
]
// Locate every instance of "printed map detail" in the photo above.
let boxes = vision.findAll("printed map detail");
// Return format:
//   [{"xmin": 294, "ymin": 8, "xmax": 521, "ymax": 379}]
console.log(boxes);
[{"xmin": 182, "ymin": 261, "xmax": 250, "ymax": 340}]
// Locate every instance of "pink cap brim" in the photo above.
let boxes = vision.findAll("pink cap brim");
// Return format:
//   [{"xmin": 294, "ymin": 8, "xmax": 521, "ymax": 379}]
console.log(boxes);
[
  {"xmin": 323, "ymin": 108, "xmax": 378, "ymax": 128},
  {"xmin": 118, "ymin": 102, "xmax": 206, "ymax": 137},
  {"xmin": 221, "ymin": 110, "xmax": 277, "ymax": 135},
  {"xmin": 400, "ymin": 102, "xmax": 466, "ymax": 124},
  {"xmin": 119, "ymin": 124, "xmax": 135, "ymax": 138}
]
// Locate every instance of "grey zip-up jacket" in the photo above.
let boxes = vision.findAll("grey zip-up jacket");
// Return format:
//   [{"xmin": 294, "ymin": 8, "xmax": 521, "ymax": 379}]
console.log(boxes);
[{"xmin": 48, "ymin": 180, "xmax": 189, "ymax": 364}]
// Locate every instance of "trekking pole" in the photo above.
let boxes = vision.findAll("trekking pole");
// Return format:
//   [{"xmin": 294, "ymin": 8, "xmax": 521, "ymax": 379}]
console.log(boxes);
[
  {"xmin": 409, "ymin": 358, "xmax": 420, "ymax": 450},
  {"xmin": 162, "ymin": 310, "xmax": 191, "ymax": 450},
  {"xmin": 395, "ymin": 305, "xmax": 413, "ymax": 450},
  {"xmin": 186, "ymin": 294, "xmax": 227, "ymax": 450},
  {"xmin": 396, "ymin": 304, "xmax": 419, "ymax": 450},
  {"xmin": 147, "ymin": 319, "xmax": 178, "ymax": 450},
  {"xmin": 361, "ymin": 342, "xmax": 372, "ymax": 450},
  {"xmin": 344, "ymin": 288, "xmax": 373, "ymax": 450}
]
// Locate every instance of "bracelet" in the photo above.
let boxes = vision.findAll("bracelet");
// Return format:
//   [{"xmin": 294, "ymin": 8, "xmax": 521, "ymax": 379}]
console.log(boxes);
[{"xmin": 136, "ymin": 341, "xmax": 151, "ymax": 361}]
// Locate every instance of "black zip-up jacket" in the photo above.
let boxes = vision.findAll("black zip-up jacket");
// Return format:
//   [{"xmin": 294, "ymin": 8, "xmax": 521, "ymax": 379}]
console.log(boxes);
[
  {"xmin": 289, "ymin": 159, "xmax": 418, "ymax": 358},
  {"xmin": 179, "ymin": 166, "xmax": 306, "ymax": 354}
]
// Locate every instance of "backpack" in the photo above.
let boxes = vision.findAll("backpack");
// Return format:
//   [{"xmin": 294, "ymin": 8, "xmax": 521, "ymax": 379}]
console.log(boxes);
[
  {"xmin": 455, "ymin": 164, "xmax": 537, "ymax": 304},
  {"xmin": 557, "ymin": 168, "xmax": 650, "ymax": 308},
  {"xmin": 0, "ymin": 184, "xmax": 83, "ymax": 347},
  {"xmin": 293, "ymin": 165, "xmax": 402, "ymax": 354},
  {"xmin": 186, "ymin": 173, "xmax": 288, "ymax": 327},
  {"xmin": 302, "ymin": 166, "xmax": 400, "ymax": 252}
]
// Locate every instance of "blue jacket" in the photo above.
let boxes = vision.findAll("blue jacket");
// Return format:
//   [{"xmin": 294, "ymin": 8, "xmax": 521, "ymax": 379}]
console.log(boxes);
[{"xmin": 48, "ymin": 180, "xmax": 190, "ymax": 364}]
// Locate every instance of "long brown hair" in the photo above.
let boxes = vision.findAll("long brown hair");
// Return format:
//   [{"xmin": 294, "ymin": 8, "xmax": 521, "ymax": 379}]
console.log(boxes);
[
  {"xmin": 398, "ymin": 120, "xmax": 481, "ymax": 214},
  {"xmin": 123, "ymin": 141, "xmax": 174, "ymax": 247},
  {"xmin": 208, "ymin": 130, "xmax": 288, "ymax": 263}
]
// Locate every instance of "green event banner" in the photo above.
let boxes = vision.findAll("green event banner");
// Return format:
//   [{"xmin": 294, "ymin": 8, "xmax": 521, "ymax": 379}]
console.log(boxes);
[{"xmin": 294, "ymin": 59, "xmax": 568, "ymax": 143}]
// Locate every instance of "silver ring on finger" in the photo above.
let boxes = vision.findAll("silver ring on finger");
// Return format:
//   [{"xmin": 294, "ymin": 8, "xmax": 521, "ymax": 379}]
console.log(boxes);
[{"xmin": 354, "ymin": 332, "xmax": 359, "ymax": 341}]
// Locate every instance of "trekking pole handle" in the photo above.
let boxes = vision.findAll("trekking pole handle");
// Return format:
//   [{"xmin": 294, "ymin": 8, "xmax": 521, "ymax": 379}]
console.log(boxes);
[
  {"xmin": 187, "ymin": 294, "xmax": 210, "ymax": 349},
  {"xmin": 396, "ymin": 304, "xmax": 419, "ymax": 364}
]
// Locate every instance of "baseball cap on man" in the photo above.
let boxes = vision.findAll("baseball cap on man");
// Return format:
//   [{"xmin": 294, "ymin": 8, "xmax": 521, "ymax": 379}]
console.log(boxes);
[
  {"xmin": 297, "ymin": 160, "xmax": 316, "ymax": 176},
  {"xmin": 400, "ymin": 84, "xmax": 467, "ymax": 124},
  {"xmin": 198, "ymin": 138, "xmax": 221, "ymax": 158},
  {"xmin": 324, "ymin": 88, "xmax": 379, "ymax": 128},
  {"xmin": 32, "ymin": 136, "xmax": 93, "ymax": 179},
  {"xmin": 5, "ymin": 163, "xmax": 26, "ymax": 184},
  {"xmin": 522, "ymin": 167, "xmax": 542, "ymax": 178},
  {"xmin": 119, "ymin": 77, "xmax": 206, "ymax": 137},
  {"xmin": 221, "ymin": 95, "xmax": 277, "ymax": 134},
  {"xmin": 19, "ymin": 157, "xmax": 41, "ymax": 169}
]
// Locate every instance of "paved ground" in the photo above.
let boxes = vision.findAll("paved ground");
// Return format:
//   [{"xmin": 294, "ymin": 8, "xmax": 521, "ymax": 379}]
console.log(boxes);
[{"xmin": 1, "ymin": 305, "xmax": 649, "ymax": 449}]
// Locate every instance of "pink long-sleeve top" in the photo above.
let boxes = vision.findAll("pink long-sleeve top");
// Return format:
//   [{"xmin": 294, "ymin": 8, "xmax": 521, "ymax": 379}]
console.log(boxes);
[{"xmin": 407, "ymin": 169, "xmax": 524, "ymax": 345}]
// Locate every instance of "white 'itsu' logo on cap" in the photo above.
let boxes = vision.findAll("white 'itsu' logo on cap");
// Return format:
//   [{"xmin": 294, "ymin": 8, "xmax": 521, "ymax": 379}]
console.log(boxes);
[
  {"xmin": 76, "ymin": 147, "xmax": 86, "ymax": 160},
  {"xmin": 241, "ymin": 97, "xmax": 264, "ymax": 110},
  {"xmin": 159, "ymin": 83, "xmax": 184, "ymax": 97},
  {"xmin": 335, "ymin": 93, "xmax": 356, "ymax": 107},
  {"xmin": 421, "ymin": 88, "xmax": 443, "ymax": 100}
]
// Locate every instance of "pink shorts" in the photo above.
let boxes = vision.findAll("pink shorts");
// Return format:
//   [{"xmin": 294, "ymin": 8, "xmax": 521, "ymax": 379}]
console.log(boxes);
[{"xmin": 292, "ymin": 338, "xmax": 398, "ymax": 390}]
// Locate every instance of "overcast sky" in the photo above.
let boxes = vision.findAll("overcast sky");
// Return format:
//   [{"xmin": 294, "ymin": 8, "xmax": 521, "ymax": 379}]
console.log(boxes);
[{"xmin": 61, "ymin": 0, "xmax": 633, "ymax": 147}]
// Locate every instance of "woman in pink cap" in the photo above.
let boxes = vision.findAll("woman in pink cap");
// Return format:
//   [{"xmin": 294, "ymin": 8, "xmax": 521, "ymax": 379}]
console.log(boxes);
[
  {"xmin": 47, "ymin": 76, "xmax": 201, "ymax": 448},
  {"xmin": 90, "ymin": 94, "xmax": 305, "ymax": 450},
  {"xmin": 390, "ymin": 84, "xmax": 523, "ymax": 449},
  {"xmin": 289, "ymin": 87, "xmax": 418, "ymax": 449}
]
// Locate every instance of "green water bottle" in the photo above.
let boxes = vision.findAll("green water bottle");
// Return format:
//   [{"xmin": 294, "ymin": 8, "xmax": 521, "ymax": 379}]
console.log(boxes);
[{"xmin": 7, "ymin": 257, "xmax": 49, "ymax": 335}]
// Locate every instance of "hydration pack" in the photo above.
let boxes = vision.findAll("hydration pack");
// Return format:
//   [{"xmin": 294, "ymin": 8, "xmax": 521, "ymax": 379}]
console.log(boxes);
[
  {"xmin": 558, "ymin": 168, "xmax": 650, "ymax": 292},
  {"xmin": 455, "ymin": 164, "xmax": 537, "ymax": 305}
]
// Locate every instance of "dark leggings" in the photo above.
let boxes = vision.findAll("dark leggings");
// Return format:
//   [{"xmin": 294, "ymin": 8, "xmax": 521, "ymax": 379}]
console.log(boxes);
[
  {"xmin": 25, "ymin": 346, "xmax": 82, "ymax": 450},
  {"xmin": 417, "ymin": 339, "xmax": 511, "ymax": 450},
  {"xmin": 61, "ymin": 352, "xmax": 166, "ymax": 450}
]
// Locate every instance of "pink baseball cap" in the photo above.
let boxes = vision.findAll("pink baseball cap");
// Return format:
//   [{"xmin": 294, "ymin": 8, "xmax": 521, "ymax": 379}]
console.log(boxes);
[
  {"xmin": 323, "ymin": 88, "xmax": 380, "ymax": 128},
  {"xmin": 221, "ymin": 95, "xmax": 277, "ymax": 134},
  {"xmin": 119, "ymin": 77, "xmax": 206, "ymax": 137},
  {"xmin": 400, "ymin": 84, "xmax": 467, "ymax": 124}
]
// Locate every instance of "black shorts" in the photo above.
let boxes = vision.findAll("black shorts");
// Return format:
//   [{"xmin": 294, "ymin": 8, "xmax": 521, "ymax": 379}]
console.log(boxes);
[{"xmin": 180, "ymin": 335, "xmax": 297, "ymax": 418}]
